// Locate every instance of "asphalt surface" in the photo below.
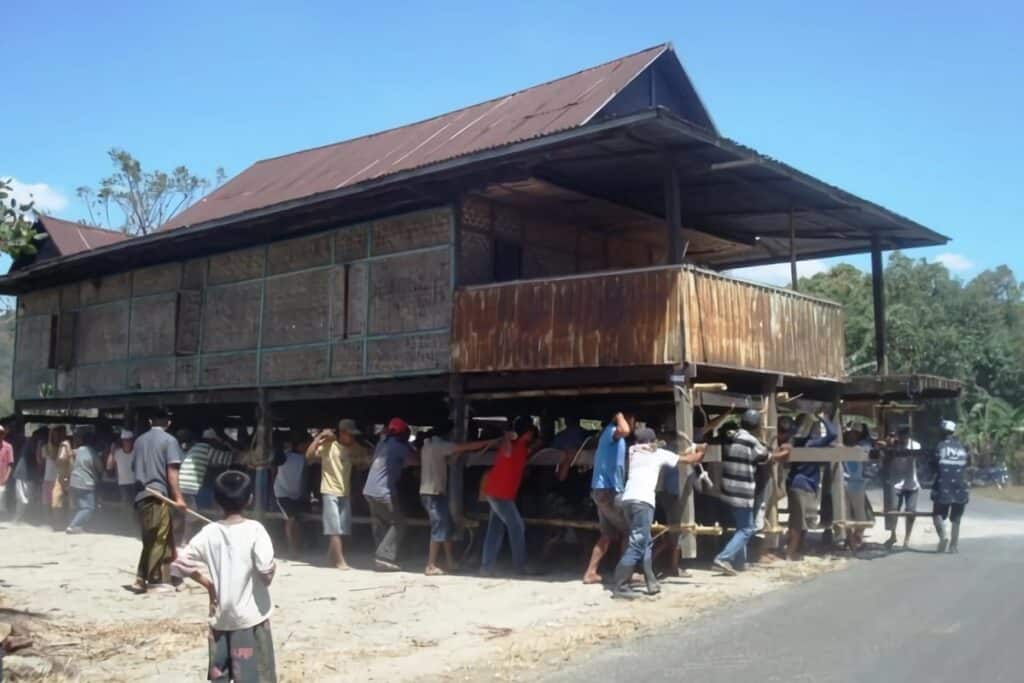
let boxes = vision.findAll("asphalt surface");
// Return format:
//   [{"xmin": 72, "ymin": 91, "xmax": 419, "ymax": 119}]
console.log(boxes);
[{"xmin": 546, "ymin": 495, "xmax": 1024, "ymax": 683}]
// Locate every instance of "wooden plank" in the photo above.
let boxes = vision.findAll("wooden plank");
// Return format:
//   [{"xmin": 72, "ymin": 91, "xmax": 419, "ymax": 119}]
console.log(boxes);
[
  {"xmin": 201, "ymin": 281, "xmax": 262, "ymax": 352},
  {"xmin": 788, "ymin": 446, "xmax": 867, "ymax": 463},
  {"xmin": 371, "ymin": 208, "xmax": 450, "ymax": 256},
  {"xmin": 200, "ymin": 352, "xmax": 258, "ymax": 387},
  {"xmin": 266, "ymin": 233, "xmax": 332, "ymax": 275},
  {"xmin": 368, "ymin": 249, "xmax": 451, "ymax": 335},
  {"xmin": 129, "ymin": 293, "xmax": 177, "ymax": 358},
  {"xmin": 335, "ymin": 223, "xmax": 369, "ymax": 262},
  {"xmin": 75, "ymin": 363, "xmax": 127, "ymax": 395},
  {"xmin": 75, "ymin": 302, "xmax": 130, "ymax": 364},
  {"xmin": 366, "ymin": 332, "xmax": 449, "ymax": 374},
  {"xmin": 126, "ymin": 359, "xmax": 176, "ymax": 391},
  {"xmin": 261, "ymin": 269, "xmax": 330, "ymax": 347},
  {"xmin": 18, "ymin": 288, "xmax": 60, "ymax": 317},
  {"xmin": 261, "ymin": 346, "xmax": 329, "ymax": 383},
  {"xmin": 330, "ymin": 340, "xmax": 365, "ymax": 378},
  {"xmin": 59, "ymin": 284, "xmax": 81, "ymax": 311},
  {"xmin": 79, "ymin": 272, "xmax": 131, "ymax": 306},
  {"xmin": 175, "ymin": 291, "xmax": 202, "ymax": 355},
  {"xmin": 207, "ymin": 247, "xmax": 265, "ymax": 285},
  {"xmin": 132, "ymin": 263, "xmax": 181, "ymax": 297}
]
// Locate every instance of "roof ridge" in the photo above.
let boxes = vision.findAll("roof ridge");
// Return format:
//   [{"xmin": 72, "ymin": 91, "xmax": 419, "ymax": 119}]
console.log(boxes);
[
  {"xmin": 251, "ymin": 43, "xmax": 670, "ymax": 166},
  {"xmin": 38, "ymin": 214, "xmax": 128, "ymax": 237}
]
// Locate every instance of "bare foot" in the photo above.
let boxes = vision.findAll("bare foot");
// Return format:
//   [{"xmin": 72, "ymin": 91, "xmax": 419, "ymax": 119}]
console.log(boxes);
[
  {"xmin": 582, "ymin": 572, "xmax": 603, "ymax": 584},
  {"xmin": 335, "ymin": 563, "xmax": 351, "ymax": 571},
  {"xmin": 425, "ymin": 566, "xmax": 445, "ymax": 576}
]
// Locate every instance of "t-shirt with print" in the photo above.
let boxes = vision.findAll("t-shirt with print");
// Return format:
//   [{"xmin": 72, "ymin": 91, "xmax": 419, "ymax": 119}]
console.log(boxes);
[
  {"xmin": 69, "ymin": 446, "xmax": 102, "ymax": 490},
  {"xmin": 483, "ymin": 436, "xmax": 531, "ymax": 501},
  {"xmin": 113, "ymin": 447, "xmax": 135, "ymax": 486},
  {"xmin": 274, "ymin": 451, "xmax": 306, "ymax": 500},
  {"xmin": 175, "ymin": 519, "xmax": 276, "ymax": 631},
  {"xmin": 179, "ymin": 441, "xmax": 234, "ymax": 496},
  {"xmin": 931, "ymin": 437, "xmax": 970, "ymax": 505},
  {"xmin": 591, "ymin": 424, "xmax": 626, "ymax": 492},
  {"xmin": 623, "ymin": 446, "xmax": 679, "ymax": 507},
  {"xmin": 132, "ymin": 426, "xmax": 185, "ymax": 504},
  {"xmin": 363, "ymin": 436, "xmax": 411, "ymax": 501},
  {"xmin": 419, "ymin": 437, "xmax": 455, "ymax": 496}
]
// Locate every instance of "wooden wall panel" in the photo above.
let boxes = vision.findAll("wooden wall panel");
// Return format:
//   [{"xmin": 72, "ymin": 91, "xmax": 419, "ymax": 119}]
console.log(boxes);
[
  {"xmin": 368, "ymin": 249, "xmax": 451, "ymax": 335},
  {"xmin": 15, "ymin": 369, "xmax": 56, "ymax": 399},
  {"xmin": 182, "ymin": 259, "xmax": 206, "ymax": 290},
  {"xmin": 201, "ymin": 353, "xmax": 258, "ymax": 387},
  {"xmin": 202, "ymin": 282, "xmax": 262, "ymax": 353},
  {"xmin": 75, "ymin": 302, "xmax": 129, "ymax": 365},
  {"xmin": 59, "ymin": 284, "xmax": 81, "ymax": 311},
  {"xmin": 176, "ymin": 358, "xmax": 198, "ymax": 389},
  {"xmin": 18, "ymin": 288, "xmax": 60, "ymax": 317},
  {"xmin": 262, "ymin": 269, "xmax": 330, "ymax": 347},
  {"xmin": 16, "ymin": 315, "xmax": 53, "ymax": 370},
  {"xmin": 367, "ymin": 333, "xmax": 449, "ymax": 374},
  {"xmin": 132, "ymin": 263, "xmax": 181, "ymax": 296},
  {"xmin": 129, "ymin": 294, "xmax": 178, "ymax": 358},
  {"xmin": 371, "ymin": 208, "xmax": 450, "ymax": 256},
  {"xmin": 208, "ymin": 247, "xmax": 264, "ymax": 285},
  {"xmin": 330, "ymin": 341, "xmax": 365, "ymax": 378},
  {"xmin": 127, "ymin": 359, "xmax": 176, "ymax": 391},
  {"xmin": 261, "ymin": 346, "xmax": 329, "ymax": 383},
  {"xmin": 80, "ymin": 273, "xmax": 131, "ymax": 306},
  {"xmin": 267, "ymin": 233, "xmax": 332, "ymax": 275},
  {"xmin": 335, "ymin": 224, "xmax": 368, "ymax": 262},
  {"xmin": 175, "ymin": 291, "xmax": 202, "ymax": 355},
  {"xmin": 76, "ymin": 363, "xmax": 126, "ymax": 394}
]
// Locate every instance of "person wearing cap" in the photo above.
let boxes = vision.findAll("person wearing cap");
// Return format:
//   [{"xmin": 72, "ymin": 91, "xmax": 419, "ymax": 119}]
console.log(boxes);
[
  {"xmin": 179, "ymin": 428, "xmax": 236, "ymax": 541},
  {"xmin": 106, "ymin": 429, "xmax": 136, "ymax": 508},
  {"xmin": 931, "ymin": 420, "xmax": 970, "ymax": 553},
  {"xmin": 419, "ymin": 421, "xmax": 499, "ymax": 575},
  {"xmin": 307, "ymin": 419, "xmax": 368, "ymax": 570},
  {"xmin": 883, "ymin": 424, "xmax": 922, "ymax": 550},
  {"xmin": 582, "ymin": 411, "xmax": 634, "ymax": 584},
  {"xmin": 480, "ymin": 416, "xmax": 540, "ymax": 576},
  {"xmin": 612, "ymin": 427, "xmax": 706, "ymax": 599},
  {"xmin": 67, "ymin": 427, "xmax": 103, "ymax": 534},
  {"xmin": 713, "ymin": 409, "xmax": 787, "ymax": 576},
  {"xmin": 0, "ymin": 424, "xmax": 12, "ymax": 515},
  {"xmin": 130, "ymin": 409, "xmax": 187, "ymax": 593},
  {"xmin": 363, "ymin": 418, "xmax": 416, "ymax": 571}
]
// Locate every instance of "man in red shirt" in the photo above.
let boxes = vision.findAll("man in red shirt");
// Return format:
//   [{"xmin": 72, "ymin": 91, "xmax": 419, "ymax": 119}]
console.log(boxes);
[
  {"xmin": 480, "ymin": 417, "xmax": 538, "ymax": 576},
  {"xmin": 0, "ymin": 425, "xmax": 13, "ymax": 514}
]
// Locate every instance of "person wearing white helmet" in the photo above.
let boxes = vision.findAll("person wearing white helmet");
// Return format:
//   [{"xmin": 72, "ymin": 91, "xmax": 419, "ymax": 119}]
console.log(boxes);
[{"xmin": 931, "ymin": 420, "xmax": 970, "ymax": 553}]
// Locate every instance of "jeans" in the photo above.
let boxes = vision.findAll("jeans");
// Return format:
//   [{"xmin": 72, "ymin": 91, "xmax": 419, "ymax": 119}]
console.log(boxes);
[
  {"xmin": 367, "ymin": 497, "xmax": 406, "ymax": 564},
  {"xmin": 716, "ymin": 504, "xmax": 756, "ymax": 569},
  {"xmin": 613, "ymin": 500, "xmax": 656, "ymax": 588},
  {"xmin": 68, "ymin": 488, "xmax": 96, "ymax": 530},
  {"xmin": 482, "ymin": 496, "xmax": 527, "ymax": 573}
]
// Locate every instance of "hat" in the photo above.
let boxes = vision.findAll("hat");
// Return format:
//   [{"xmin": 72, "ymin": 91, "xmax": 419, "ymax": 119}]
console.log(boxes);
[
  {"xmin": 386, "ymin": 417, "xmax": 409, "ymax": 436},
  {"xmin": 740, "ymin": 409, "xmax": 761, "ymax": 430},
  {"xmin": 120, "ymin": 429, "xmax": 134, "ymax": 439},
  {"xmin": 634, "ymin": 427, "xmax": 657, "ymax": 444},
  {"xmin": 338, "ymin": 418, "xmax": 361, "ymax": 435},
  {"xmin": 941, "ymin": 420, "xmax": 957, "ymax": 433},
  {"xmin": 202, "ymin": 428, "xmax": 218, "ymax": 440}
]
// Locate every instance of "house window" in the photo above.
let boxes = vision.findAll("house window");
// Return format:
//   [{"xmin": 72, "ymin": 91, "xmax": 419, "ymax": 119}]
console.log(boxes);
[{"xmin": 493, "ymin": 239, "xmax": 522, "ymax": 282}]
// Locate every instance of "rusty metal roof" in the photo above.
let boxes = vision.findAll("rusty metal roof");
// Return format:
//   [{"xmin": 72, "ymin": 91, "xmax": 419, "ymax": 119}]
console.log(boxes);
[
  {"xmin": 163, "ymin": 44, "xmax": 670, "ymax": 231},
  {"xmin": 37, "ymin": 215, "xmax": 127, "ymax": 256}
]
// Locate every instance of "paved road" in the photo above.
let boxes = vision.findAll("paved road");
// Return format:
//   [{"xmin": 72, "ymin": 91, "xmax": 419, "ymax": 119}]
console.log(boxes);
[{"xmin": 547, "ymin": 495, "xmax": 1024, "ymax": 683}]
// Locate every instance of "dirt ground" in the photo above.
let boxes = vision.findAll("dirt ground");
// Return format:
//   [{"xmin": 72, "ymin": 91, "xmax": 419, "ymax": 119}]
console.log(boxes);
[{"xmin": 0, "ymin": 511, "xmax": 859, "ymax": 683}]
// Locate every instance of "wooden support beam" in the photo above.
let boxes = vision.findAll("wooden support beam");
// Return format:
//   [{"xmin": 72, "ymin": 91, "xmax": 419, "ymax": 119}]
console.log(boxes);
[
  {"xmin": 664, "ymin": 165, "xmax": 684, "ymax": 264},
  {"xmin": 762, "ymin": 375, "xmax": 782, "ymax": 553},
  {"xmin": 673, "ymin": 367, "xmax": 697, "ymax": 559},
  {"xmin": 871, "ymin": 232, "xmax": 888, "ymax": 374},
  {"xmin": 789, "ymin": 210, "xmax": 798, "ymax": 290},
  {"xmin": 448, "ymin": 374, "xmax": 468, "ymax": 536}
]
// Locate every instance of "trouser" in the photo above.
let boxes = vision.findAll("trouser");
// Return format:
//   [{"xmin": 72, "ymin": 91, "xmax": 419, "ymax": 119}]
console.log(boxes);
[
  {"xmin": 366, "ymin": 497, "xmax": 406, "ymax": 564},
  {"xmin": 14, "ymin": 479, "xmax": 32, "ymax": 521},
  {"xmin": 68, "ymin": 488, "xmax": 97, "ymax": 530},
  {"xmin": 884, "ymin": 486, "xmax": 919, "ymax": 531},
  {"xmin": 482, "ymin": 496, "xmax": 527, "ymax": 573},
  {"xmin": 612, "ymin": 500, "xmax": 656, "ymax": 590},
  {"xmin": 208, "ymin": 619, "xmax": 276, "ymax": 683},
  {"xmin": 715, "ymin": 504, "xmax": 756, "ymax": 569},
  {"xmin": 136, "ymin": 497, "xmax": 174, "ymax": 584}
]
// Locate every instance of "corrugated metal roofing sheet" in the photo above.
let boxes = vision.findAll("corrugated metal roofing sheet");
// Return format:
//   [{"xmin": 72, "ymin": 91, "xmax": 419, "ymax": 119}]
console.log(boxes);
[
  {"xmin": 38, "ymin": 215, "xmax": 127, "ymax": 256},
  {"xmin": 163, "ymin": 44, "xmax": 669, "ymax": 231}
]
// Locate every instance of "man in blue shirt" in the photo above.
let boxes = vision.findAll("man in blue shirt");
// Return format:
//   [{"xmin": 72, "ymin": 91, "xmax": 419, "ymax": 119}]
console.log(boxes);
[
  {"xmin": 363, "ymin": 418, "xmax": 415, "ymax": 571},
  {"xmin": 779, "ymin": 413, "xmax": 836, "ymax": 560},
  {"xmin": 582, "ymin": 412, "xmax": 633, "ymax": 584}
]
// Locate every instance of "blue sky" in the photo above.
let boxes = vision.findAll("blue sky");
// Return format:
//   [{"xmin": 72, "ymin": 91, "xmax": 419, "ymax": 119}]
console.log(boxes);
[{"xmin": 6, "ymin": 1, "xmax": 1021, "ymax": 284}]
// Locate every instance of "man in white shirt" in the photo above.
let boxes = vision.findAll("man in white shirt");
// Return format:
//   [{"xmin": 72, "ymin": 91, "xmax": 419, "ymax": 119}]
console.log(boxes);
[
  {"xmin": 106, "ymin": 430, "xmax": 135, "ymax": 506},
  {"xmin": 611, "ymin": 428, "xmax": 706, "ymax": 599},
  {"xmin": 883, "ymin": 425, "xmax": 921, "ymax": 549}
]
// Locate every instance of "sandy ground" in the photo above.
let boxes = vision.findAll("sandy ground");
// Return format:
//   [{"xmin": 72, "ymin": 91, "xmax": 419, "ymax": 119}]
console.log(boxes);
[{"xmin": 0, "ymin": 514, "xmax": 853, "ymax": 683}]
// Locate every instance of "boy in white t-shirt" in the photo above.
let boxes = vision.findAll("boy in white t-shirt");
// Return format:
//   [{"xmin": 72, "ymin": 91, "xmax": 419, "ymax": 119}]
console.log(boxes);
[
  {"xmin": 174, "ymin": 470, "xmax": 277, "ymax": 682},
  {"xmin": 612, "ymin": 428, "xmax": 706, "ymax": 599}
]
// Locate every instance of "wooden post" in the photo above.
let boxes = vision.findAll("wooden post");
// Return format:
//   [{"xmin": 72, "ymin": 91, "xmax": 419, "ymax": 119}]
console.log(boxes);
[
  {"xmin": 448, "ymin": 374, "xmax": 468, "ymax": 535},
  {"xmin": 762, "ymin": 376, "xmax": 782, "ymax": 553},
  {"xmin": 828, "ymin": 387, "xmax": 847, "ymax": 544},
  {"xmin": 664, "ymin": 165, "xmax": 684, "ymax": 265},
  {"xmin": 253, "ymin": 389, "xmax": 271, "ymax": 521},
  {"xmin": 871, "ymin": 232, "xmax": 888, "ymax": 375},
  {"xmin": 673, "ymin": 367, "xmax": 697, "ymax": 560},
  {"xmin": 789, "ymin": 210, "xmax": 798, "ymax": 290}
]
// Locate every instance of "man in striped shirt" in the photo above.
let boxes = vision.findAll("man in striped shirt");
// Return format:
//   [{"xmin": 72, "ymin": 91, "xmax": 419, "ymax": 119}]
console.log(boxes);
[
  {"xmin": 713, "ymin": 410, "xmax": 788, "ymax": 576},
  {"xmin": 179, "ymin": 429, "xmax": 237, "ymax": 540}
]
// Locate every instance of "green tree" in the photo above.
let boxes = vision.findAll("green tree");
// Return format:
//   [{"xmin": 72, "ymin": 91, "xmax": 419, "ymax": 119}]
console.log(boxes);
[
  {"xmin": 0, "ymin": 178, "xmax": 46, "ymax": 259},
  {"xmin": 76, "ymin": 149, "xmax": 225, "ymax": 236}
]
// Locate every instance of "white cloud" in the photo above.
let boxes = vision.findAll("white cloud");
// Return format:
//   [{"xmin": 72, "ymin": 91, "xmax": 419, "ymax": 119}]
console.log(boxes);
[
  {"xmin": 726, "ymin": 259, "xmax": 829, "ymax": 287},
  {"xmin": 4, "ymin": 177, "xmax": 69, "ymax": 215},
  {"xmin": 932, "ymin": 252, "xmax": 974, "ymax": 273}
]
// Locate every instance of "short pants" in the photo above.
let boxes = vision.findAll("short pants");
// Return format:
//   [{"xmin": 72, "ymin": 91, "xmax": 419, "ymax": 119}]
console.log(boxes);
[
  {"xmin": 846, "ymin": 489, "xmax": 874, "ymax": 522},
  {"xmin": 275, "ymin": 497, "xmax": 307, "ymax": 521},
  {"xmin": 421, "ymin": 493, "xmax": 452, "ymax": 542},
  {"xmin": 884, "ymin": 486, "xmax": 919, "ymax": 531},
  {"xmin": 321, "ymin": 494, "xmax": 352, "ymax": 536},
  {"xmin": 591, "ymin": 489, "xmax": 627, "ymax": 537},
  {"xmin": 787, "ymin": 488, "xmax": 818, "ymax": 531},
  {"xmin": 932, "ymin": 502, "xmax": 966, "ymax": 523},
  {"xmin": 208, "ymin": 619, "xmax": 276, "ymax": 682}
]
